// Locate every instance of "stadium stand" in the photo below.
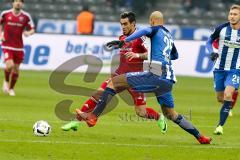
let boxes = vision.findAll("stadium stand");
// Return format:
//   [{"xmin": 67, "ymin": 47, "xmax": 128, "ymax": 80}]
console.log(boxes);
[{"xmin": 0, "ymin": 0, "xmax": 238, "ymax": 27}]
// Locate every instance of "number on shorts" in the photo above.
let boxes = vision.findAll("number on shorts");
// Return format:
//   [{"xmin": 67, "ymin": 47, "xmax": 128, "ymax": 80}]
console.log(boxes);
[{"xmin": 232, "ymin": 74, "xmax": 240, "ymax": 84}]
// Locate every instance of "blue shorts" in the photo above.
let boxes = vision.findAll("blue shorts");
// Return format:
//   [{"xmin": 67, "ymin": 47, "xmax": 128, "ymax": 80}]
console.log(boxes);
[
  {"xmin": 126, "ymin": 71, "xmax": 174, "ymax": 108},
  {"xmin": 213, "ymin": 69, "xmax": 240, "ymax": 92},
  {"xmin": 156, "ymin": 92, "xmax": 174, "ymax": 108}
]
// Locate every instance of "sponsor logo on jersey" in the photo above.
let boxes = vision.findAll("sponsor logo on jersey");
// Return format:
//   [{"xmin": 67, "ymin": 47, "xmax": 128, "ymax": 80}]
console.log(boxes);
[
  {"xmin": 223, "ymin": 40, "xmax": 240, "ymax": 48},
  {"xmin": 7, "ymin": 22, "xmax": 23, "ymax": 27},
  {"xmin": 19, "ymin": 16, "xmax": 24, "ymax": 22}
]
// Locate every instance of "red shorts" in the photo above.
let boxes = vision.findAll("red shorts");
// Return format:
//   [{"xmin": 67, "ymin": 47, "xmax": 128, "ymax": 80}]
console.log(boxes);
[
  {"xmin": 2, "ymin": 49, "xmax": 24, "ymax": 64},
  {"xmin": 100, "ymin": 77, "xmax": 146, "ymax": 106}
]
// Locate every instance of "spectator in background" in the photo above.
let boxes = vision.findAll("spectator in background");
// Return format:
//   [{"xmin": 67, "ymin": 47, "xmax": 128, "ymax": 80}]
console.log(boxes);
[
  {"xmin": 182, "ymin": 0, "xmax": 210, "ymax": 14},
  {"xmin": 121, "ymin": 0, "xmax": 133, "ymax": 9},
  {"xmin": 133, "ymin": 0, "xmax": 146, "ymax": 16},
  {"xmin": 109, "ymin": 0, "xmax": 133, "ymax": 10},
  {"xmin": 182, "ymin": 0, "xmax": 194, "ymax": 13},
  {"xmin": 76, "ymin": 5, "xmax": 94, "ymax": 35}
]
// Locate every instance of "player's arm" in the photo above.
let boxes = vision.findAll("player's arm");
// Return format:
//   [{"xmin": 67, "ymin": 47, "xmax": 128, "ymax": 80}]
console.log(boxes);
[
  {"xmin": 23, "ymin": 28, "xmax": 35, "ymax": 37},
  {"xmin": 206, "ymin": 23, "xmax": 228, "ymax": 61},
  {"xmin": 125, "ymin": 36, "xmax": 149, "ymax": 60},
  {"xmin": 106, "ymin": 27, "xmax": 153, "ymax": 49},
  {"xmin": 170, "ymin": 44, "xmax": 178, "ymax": 60},
  {"xmin": 0, "ymin": 24, "xmax": 3, "ymax": 42},
  {"xmin": 206, "ymin": 32, "xmax": 219, "ymax": 54},
  {"xmin": 0, "ymin": 12, "xmax": 5, "ymax": 42},
  {"xmin": 124, "ymin": 52, "xmax": 148, "ymax": 60},
  {"xmin": 23, "ymin": 14, "xmax": 35, "ymax": 37},
  {"xmin": 125, "ymin": 27, "xmax": 153, "ymax": 42}
]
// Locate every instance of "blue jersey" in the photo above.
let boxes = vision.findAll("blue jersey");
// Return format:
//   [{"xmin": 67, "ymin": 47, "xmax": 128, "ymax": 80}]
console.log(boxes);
[
  {"xmin": 206, "ymin": 22, "xmax": 240, "ymax": 70},
  {"xmin": 125, "ymin": 25, "xmax": 178, "ymax": 82}
]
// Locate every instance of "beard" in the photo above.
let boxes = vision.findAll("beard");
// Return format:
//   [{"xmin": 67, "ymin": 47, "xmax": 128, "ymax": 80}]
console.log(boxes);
[{"xmin": 13, "ymin": 4, "xmax": 22, "ymax": 11}]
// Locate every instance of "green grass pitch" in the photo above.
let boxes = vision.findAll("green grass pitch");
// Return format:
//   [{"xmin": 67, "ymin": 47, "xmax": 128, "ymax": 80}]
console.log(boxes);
[{"xmin": 0, "ymin": 70, "xmax": 240, "ymax": 160}]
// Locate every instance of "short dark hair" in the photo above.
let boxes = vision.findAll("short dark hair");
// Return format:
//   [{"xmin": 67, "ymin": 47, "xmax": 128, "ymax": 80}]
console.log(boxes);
[
  {"xmin": 120, "ymin": 11, "xmax": 136, "ymax": 23},
  {"xmin": 12, "ymin": 0, "xmax": 24, "ymax": 2}
]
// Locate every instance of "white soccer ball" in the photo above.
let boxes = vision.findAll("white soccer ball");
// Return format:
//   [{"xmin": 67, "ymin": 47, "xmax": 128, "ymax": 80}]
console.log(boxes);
[{"xmin": 33, "ymin": 120, "xmax": 51, "ymax": 136}]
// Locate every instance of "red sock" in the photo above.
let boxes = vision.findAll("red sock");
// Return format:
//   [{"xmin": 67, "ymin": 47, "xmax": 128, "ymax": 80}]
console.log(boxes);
[
  {"xmin": 231, "ymin": 90, "xmax": 238, "ymax": 109},
  {"xmin": 80, "ymin": 96, "xmax": 97, "ymax": 112},
  {"xmin": 9, "ymin": 72, "xmax": 19, "ymax": 89},
  {"xmin": 4, "ymin": 69, "xmax": 11, "ymax": 82},
  {"xmin": 79, "ymin": 80, "xmax": 107, "ymax": 113},
  {"xmin": 146, "ymin": 107, "xmax": 160, "ymax": 120}
]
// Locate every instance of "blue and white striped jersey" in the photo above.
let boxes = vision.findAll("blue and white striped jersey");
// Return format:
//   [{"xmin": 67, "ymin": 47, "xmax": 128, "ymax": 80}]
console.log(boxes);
[
  {"xmin": 125, "ymin": 25, "xmax": 179, "ymax": 82},
  {"xmin": 206, "ymin": 22, "xmax": 240, "ymax": 70}
]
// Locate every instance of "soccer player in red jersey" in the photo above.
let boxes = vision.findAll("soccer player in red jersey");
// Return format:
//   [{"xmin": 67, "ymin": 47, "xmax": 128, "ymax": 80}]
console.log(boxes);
[
  {"xmin": 0, "ymin": 0, "xmax": 35, "ymax": 96},
  {"xmin": 62, "ymin": 12, "xmax": 167, "ymax": 133}
]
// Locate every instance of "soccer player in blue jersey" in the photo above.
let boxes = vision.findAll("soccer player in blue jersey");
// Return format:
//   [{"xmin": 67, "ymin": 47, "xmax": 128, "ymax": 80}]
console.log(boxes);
[
  {"xmin": 206, "ymin": 4, "xmax": 240, "ymax": 135},
  {"xmin": 78, "ymin": 11, "xmax": 211, "ymax": 144}
]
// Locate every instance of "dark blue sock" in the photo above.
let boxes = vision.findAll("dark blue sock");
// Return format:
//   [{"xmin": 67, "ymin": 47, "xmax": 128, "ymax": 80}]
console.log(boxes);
[
  {"xmin": 218, "ymin": 100, "xmax": 231, "ymax": 126},
  {"xmin": 93, "ymin": 87, "xmax": 116, "ymax": 117},
  {"xmin": 174, "ymin": 114, "xmax": 200, "ymax": 139}
]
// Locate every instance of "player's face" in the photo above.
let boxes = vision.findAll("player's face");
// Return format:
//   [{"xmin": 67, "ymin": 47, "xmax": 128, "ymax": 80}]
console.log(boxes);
[
  {"xmin": 228, "ymin": 9, "xmax": 240, "ymax": 25},
  {"xmin": 12, "ymin": 0, "xmax": 23, "ymax": 11},
  {"xmin": 120, "ymin": 18, "xmax": 135, "ymax": 36}
]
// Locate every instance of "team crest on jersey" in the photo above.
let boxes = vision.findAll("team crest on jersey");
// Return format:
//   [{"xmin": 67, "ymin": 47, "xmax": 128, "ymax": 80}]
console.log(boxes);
[
  {"xmin": 8, "ymin": 16, "xmax": 12, "ymax": 20},
  {"xmin": 19, "ymin": 16, "xmax": 24, "ymax": 22}
]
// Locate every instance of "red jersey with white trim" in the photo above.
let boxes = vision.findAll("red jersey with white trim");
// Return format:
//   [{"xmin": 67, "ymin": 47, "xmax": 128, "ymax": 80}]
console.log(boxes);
[
  {"xmin": 115, "ymin": 35, "xmax": 147, "ymax": 74},
  {"xmin": 0, "ymin": 9, "xmax": 34, "ymax": 51}
]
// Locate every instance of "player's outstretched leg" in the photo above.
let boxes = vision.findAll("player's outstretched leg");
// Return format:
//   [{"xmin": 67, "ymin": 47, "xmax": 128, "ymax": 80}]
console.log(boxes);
[
  {"xmin": 61, "ymin": 96, "xmax": 98, "ymax": 131},
  {"xmin": 173, "ymin": 114, "xmax": 212, "ymax": 144},
  {"xmin": 77, "ymin": 87, "xmax": 117, "ymax": 127},
  {"xmin": 61, "ymin": 80, "xmax": 108, "ymax": 131},
  {"xmin": 162, "ymin": 106, "xmax": 211, "ymax": 144}
]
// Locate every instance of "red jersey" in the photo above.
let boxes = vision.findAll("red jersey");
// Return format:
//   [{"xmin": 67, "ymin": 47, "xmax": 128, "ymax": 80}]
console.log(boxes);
[
  {"xmin": 115, "ymin": 34, "xmax": 147, "ymax": 75},
  {"xmin": 0, "ymin": 9, "xmax": 34, "ymax": 51}
]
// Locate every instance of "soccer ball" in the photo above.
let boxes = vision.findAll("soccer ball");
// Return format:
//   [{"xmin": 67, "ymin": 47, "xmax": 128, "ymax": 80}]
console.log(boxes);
[{"xmin": 33, "ymin": 120, "xmax": 51, "ymax": 136}]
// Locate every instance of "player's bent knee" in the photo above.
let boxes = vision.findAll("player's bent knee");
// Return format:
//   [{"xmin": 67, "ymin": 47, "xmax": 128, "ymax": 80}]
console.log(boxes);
[
  {"xmin": 6, "ymin": 63, "xmax": 14, "ymax": 70},
  {"xmin": 92, "ymin": 88, "xmax": 104, "ymax": 100},
  {"xmin": 111, "ymin": 75, "xmax": 129, "ymax": 92},
  {"xmin": 224, "ymin": 92, "xmax": 233, "ymax": 101}
]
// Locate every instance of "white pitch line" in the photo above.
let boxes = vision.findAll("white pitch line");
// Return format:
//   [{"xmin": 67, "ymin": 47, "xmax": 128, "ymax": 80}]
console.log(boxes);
[
  {"xmin": 0, "ymin": 139, "xmax": 239, "ymax": 149},
  {"xmin": 0, "ymin": 118, "xmax": 238, "ymax": 128}
]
